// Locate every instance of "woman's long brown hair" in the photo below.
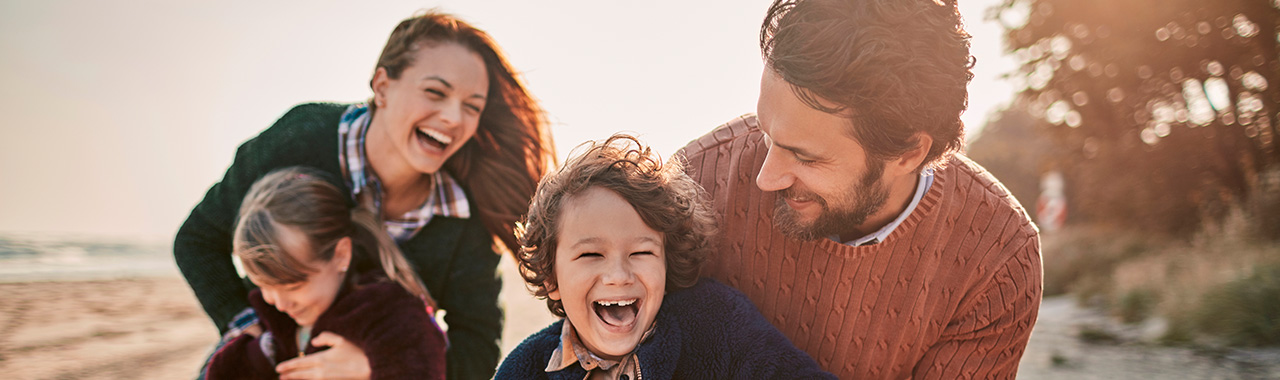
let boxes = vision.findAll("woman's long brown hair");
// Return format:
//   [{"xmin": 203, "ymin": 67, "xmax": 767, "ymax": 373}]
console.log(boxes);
[{"xmin": 370, "ymin": 10, "xmax": 556, "ymax": 255}]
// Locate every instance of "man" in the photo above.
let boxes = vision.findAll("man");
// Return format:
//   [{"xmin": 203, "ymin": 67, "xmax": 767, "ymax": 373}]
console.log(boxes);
[{"xmin": 678, "ymin": 0, "xmax": 1042, "ymax": 378}]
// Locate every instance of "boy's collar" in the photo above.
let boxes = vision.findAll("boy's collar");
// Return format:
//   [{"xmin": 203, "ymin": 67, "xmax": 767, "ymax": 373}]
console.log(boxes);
[{"xmin": 545, "ymin": 317, "xmax": 655, "ymax": 374}]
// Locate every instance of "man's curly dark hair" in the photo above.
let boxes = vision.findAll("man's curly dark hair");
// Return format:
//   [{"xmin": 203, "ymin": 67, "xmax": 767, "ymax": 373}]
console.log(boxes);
[
  {"xmin": 762, "ymin": 0, "xmax": 975, "ymax": 169},
  {"xmin": 514, "ymin": 133, "xmax": 716, "ymax": 318}
]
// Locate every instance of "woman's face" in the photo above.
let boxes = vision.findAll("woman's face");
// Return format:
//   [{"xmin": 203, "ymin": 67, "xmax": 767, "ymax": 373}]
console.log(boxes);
[{"xmin": 371, "ymin": 41, "xmax": 489, "ymax": 175}]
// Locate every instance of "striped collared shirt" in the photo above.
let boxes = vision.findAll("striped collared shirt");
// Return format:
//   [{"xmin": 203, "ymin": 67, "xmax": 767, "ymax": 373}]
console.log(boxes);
[
  {"xmin": 337, "ymin": 103, "xmax": 470, "ymax": 243},
  {"xmin": 839, "ymin": 168, "xmax": 935, "ymax": 246}
]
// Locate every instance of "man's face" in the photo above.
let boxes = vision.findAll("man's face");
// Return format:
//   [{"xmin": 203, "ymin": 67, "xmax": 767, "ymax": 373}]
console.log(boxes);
[{"xmin": 755, "ymin": 69, "xmax": 891, "ymax": 241}]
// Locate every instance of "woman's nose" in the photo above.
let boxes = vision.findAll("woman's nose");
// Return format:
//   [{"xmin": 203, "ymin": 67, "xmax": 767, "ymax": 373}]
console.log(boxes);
[{"xmin": 437, "ymin": 101, "xmax": 462, "ymax": 127}]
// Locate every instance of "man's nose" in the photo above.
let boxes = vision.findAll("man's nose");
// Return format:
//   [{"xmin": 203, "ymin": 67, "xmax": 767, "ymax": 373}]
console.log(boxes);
[{"xmin": 756, "ymin": 145, "xmax": 794, "ymax": 192}]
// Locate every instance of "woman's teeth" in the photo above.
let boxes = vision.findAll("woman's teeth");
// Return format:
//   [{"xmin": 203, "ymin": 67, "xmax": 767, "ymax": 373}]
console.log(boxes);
[{"xmin": 418, "ymin": 128, "xmax": 453, "ymax": 145}]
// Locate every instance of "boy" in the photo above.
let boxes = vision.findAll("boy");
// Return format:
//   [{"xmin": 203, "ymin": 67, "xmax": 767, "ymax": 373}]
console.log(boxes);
[{"xmin": 497, "ymin": 134, "xmax": 833, "ymax": 380}]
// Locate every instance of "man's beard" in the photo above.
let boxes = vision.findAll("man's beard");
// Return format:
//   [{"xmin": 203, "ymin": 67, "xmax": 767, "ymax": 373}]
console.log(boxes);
[{"xmin": 773, "ymin": 160, "xmax": 890, "ymax": 241}]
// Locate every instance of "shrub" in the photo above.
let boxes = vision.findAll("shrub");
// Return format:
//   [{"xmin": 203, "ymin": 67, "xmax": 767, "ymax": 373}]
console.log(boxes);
[
  {"xmin": 1193, "ymin": 262, "xmax": 1280, "ymax": 346},
  {"xmin": 1116, "ymin": 288, "xmax": 1159, "ymax": 324}
]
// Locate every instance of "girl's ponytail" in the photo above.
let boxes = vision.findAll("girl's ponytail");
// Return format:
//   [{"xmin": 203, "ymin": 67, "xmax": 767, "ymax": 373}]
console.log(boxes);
[{"xmin": 351, "ymin": 198, "xmax": 437, "ymax": 310}]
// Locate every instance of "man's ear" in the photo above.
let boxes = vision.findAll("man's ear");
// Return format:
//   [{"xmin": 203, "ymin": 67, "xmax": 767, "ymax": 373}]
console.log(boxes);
[{"xmin": 887, "ymin": 132, "xmax": 934, "ymax": 176}]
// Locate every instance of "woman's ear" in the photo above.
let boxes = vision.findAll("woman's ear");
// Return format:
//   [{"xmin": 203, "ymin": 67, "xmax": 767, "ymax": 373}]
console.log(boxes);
[
  {"xmin": 334, "ymin": 237, "xmax": 354, "ymax": 272},
  {"xmin": 370, "ymin": 67, "xmax": 390, "ymax": 108}
]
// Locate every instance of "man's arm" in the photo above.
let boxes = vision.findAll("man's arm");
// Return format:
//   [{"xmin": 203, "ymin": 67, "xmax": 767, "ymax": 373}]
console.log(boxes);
[{"xmin": 913, "ymin": 238, "xmax": 1042, "ymax": 379}]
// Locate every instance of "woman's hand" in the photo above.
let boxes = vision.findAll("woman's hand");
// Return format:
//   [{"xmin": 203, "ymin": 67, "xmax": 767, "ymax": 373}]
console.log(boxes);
[{"xmin": 276, "ymin": 332, "xmax": 371, "ymax": 380}]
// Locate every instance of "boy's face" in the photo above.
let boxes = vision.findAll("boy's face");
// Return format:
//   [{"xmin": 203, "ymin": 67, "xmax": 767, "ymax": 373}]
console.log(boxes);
[{"xmin": 549, "ymin": 186, "xmax": 666, "ymax": 360}]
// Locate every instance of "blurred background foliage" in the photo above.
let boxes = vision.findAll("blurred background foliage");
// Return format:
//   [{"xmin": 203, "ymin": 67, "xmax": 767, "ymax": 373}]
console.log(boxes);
[{"xmin": 969, "ymin": 0, "xmax": 1280, "ymax": 347}]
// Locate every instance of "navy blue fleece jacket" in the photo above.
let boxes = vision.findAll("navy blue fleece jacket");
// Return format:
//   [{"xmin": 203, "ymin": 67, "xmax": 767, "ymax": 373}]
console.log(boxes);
[{"xmin": 496, "ymin": 279, "xmax": 835, "ymax": 380}]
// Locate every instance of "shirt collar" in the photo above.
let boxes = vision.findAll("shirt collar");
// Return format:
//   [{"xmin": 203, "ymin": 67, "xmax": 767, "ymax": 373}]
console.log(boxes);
[
  {"xmin": 838, "ymin": 168, "xmax": 934, "ymax": 246},
  {"xmin": 337, "ymin": 103, "xmax": 470, "ymax": 243},
  {"xmin": 546, "ymin": 318, "xmax": 652, "ymax": 378}
]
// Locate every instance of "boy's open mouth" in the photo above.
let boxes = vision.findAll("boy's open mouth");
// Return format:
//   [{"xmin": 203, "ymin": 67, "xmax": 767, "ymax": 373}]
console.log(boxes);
[
  {"xmin": 593, "ymin": 298, "xmax": 639, "ymax": 327},
  {"xmin": 415, "ymin": 127, "xmax": 452, "ymax": 151}
]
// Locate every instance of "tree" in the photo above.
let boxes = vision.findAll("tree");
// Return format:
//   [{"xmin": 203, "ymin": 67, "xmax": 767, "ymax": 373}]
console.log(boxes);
[{"xmin": 990, "ymin": 0, "xmax": 1280, "ymax": 235}]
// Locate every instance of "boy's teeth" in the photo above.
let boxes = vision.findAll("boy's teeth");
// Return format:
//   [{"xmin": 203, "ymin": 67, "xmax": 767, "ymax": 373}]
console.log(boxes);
[
  {"xmin": 419, "ymin": 128, "xmax": 452, "ymax": 145},
  {"xmin": 595, "ymin": 299, "xmax": 636, "ymax": 307}
]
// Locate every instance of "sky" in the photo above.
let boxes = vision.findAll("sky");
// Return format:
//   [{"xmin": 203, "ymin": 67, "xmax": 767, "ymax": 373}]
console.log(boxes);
[{"xmin": 0, "ymin": 0, "xmax": 1015, "ymax": 243}]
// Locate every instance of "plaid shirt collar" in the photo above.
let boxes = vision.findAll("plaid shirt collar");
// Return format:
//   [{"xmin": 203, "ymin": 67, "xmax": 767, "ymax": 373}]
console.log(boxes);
[
  {"xmin": 337, "ymin": 103, "xmax": 470, "ymax": 243},
  {"xmin": 547, "ymin": 318, "xmax": 650, "ymax": 379}
]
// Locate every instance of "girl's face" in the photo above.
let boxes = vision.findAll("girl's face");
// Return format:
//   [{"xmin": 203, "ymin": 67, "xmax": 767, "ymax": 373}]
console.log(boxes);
[
  {"xmin": 369, "ymin": 41, "xmax": 489, "ymax": 175},
  {"xmin": 548, "ymin": 186, "xmax": 666, "ymax": 360},
  {"xmin": 250, "ymin": 225, "xmax": 352, "ymax": 328}
]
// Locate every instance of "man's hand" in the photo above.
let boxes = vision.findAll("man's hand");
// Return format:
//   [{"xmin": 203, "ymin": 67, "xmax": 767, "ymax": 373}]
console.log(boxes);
[{"xmin": 276, "ymin": 332, "xmax": 371, "ymax": 380}]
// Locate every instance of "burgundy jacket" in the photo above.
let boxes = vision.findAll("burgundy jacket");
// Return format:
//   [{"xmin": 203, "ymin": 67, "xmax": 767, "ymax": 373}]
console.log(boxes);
[{"xmin": 206, "ymin": 274, "xmax": 446, "ymax": 380}]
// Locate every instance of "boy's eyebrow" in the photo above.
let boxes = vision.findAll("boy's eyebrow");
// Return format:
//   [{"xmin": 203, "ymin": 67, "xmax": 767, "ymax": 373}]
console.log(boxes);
[
  {"xmin": 634, "ymin": 236, "xmax": 661, "ymax": 246},
  {"xmin": 567, "ymin": 237, "xmax": 602, "ymax": 249},
  {"xmin": 567, "ymin": 236, "xmax": 662, "ymax": 248}
]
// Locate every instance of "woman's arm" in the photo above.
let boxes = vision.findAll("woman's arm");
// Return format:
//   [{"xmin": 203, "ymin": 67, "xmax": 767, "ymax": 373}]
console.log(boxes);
[
  {"xmin": 439, "ymin": 218, "xmax": 504, "ymax": 380},
  {"xmin": 175, "ymin": 134, "xmax": 271, "ymax": 332}
]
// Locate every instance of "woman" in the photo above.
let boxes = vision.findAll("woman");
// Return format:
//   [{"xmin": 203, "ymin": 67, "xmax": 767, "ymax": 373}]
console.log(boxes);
[{"xmin": 175, "ymin": 10, "xmax": 554, "ymax": 380}]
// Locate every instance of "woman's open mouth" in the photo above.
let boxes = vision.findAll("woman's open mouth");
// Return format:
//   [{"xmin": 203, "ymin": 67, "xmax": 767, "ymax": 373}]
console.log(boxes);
[
  {"xmin": 593, "ymin": 298, "xmax": 639, "ymax": 330},
  {"xmin": 415, "ymin": 127, "xmax": 452, "ymax": 151}
]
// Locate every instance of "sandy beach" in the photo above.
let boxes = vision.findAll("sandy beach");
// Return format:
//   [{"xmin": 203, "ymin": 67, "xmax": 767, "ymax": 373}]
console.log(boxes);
[
  {"xmin": 0, "ymin": 253, "xmax": 556, "ymax": 380},
  {"xmin": 0, "ymin": 277, "xmax": 215, "ymax": 379}
]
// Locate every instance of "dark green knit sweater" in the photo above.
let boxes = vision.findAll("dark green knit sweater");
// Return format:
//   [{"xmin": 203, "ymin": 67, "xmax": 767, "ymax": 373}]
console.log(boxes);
[{"xmin": 175, "ymin": 103, "xmax": 502, "ymax": 380}]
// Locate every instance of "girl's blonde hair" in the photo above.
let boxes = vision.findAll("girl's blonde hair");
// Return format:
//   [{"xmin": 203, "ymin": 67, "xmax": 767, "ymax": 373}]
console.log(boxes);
[{"xmin": 232, "ymin": 166, "xmax": 435, "ymax": 309}]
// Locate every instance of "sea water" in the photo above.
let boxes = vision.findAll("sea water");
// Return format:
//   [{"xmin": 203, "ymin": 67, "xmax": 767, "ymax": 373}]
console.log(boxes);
[{"xmin": 0, "ymin": 233, "xmax": 177, "ymax": 283}]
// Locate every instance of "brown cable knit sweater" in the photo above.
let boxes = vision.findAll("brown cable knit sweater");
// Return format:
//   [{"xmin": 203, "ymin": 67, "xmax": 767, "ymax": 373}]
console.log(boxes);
[{"xmin": 678, "ymin": 115, "xmax": 1042, "ymax": 379}]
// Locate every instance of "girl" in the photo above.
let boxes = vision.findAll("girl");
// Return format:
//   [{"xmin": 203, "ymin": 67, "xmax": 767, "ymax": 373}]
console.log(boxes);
[{"xmin": 205, "ymin": 167, "xmax": 445, "ymax": 380}]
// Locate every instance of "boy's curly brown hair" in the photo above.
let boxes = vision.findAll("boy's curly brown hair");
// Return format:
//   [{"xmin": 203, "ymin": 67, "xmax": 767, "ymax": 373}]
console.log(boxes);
[{"xmin": 514, "ymin": 133, "xmax": 716, "ymax": 317}]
